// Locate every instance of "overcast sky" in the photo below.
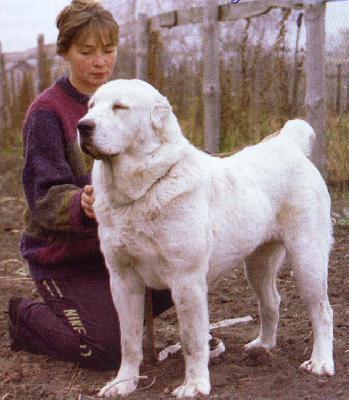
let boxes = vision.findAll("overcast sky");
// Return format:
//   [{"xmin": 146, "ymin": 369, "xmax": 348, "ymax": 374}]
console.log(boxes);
[{"xmin": 0, "ymin": 0, "xmax": 348, "ymax": 53}]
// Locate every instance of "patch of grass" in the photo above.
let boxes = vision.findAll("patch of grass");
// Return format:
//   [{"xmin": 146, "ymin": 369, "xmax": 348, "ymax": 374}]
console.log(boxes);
[
  {"xmin": 2, "ymin": 114, "xmax": 349, "ymax": 194},
  {"xmin": 327, "ymin": 114, "xmax": 349, "ymax": 191},
  {"xmin": 0, "ymin": 129, "xmax": 23, "ymax": 158}
]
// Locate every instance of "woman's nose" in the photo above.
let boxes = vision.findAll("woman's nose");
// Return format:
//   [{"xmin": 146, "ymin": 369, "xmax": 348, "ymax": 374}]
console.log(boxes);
[
  {"xmin": 93, "ymin": 50, "xmax": 108, "ymax": 65},
  {"xmin": 93, "ymin": 56, "xmax": 106, "ymax": 67}
]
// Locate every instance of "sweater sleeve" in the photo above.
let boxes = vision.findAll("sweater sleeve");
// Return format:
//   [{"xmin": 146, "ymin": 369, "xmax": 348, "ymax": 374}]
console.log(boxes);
[{"xmin": 22, "ymin": 108, "xmax": 97, "ymax": 235}]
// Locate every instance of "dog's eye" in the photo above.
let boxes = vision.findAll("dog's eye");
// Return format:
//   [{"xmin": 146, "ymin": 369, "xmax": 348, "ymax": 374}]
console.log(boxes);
[
  {"xmin": 112, "ymin": 103, "xmax": 129, "ymax": 112},
  {"xmin": 88, "ymin": 102, "xmax": 95, "ymax": 109}
]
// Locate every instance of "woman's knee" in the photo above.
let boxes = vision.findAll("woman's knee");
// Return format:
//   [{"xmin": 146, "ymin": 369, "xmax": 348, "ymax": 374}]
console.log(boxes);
[{"xmin": 78, "ymin": 340, "xmax": 121, "ymax": 371}]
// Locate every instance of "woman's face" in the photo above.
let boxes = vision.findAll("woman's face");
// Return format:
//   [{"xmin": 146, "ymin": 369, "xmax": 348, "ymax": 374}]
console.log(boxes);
[{"xmin": 64, "ymin": 34, "xmax": 117, "ymax": 95}]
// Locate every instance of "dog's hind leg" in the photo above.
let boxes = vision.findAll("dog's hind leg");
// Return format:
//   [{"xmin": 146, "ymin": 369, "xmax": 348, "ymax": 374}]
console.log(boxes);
[
  {"xmin": 286, "ymin": 236, "xmax": 334, "ymax": 376},
  {"xmin": 170, "ymin": 272, "xmax": 211, "ymax": 399},
  {"xmin": 244, "ymin": 241, "xmax": 286, "ymax": 354}
]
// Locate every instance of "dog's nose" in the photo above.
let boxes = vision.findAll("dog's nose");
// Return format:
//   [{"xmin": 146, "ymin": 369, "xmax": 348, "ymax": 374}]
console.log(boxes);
[{"xmin": 78, "ymin": 119, "xmax": 96, "ymax": 138}]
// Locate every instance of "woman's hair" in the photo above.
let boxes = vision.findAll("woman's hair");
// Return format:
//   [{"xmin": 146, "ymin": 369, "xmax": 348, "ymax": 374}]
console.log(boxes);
[{"xmin": 56, "ymin": 0, "xmax": 119, "ymax": 55}]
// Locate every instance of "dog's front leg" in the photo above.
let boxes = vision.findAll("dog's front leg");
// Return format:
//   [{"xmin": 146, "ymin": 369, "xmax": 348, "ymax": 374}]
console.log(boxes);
[
  {"xmin": 170, "ymin": 273, "xmax": 211, "ymax": 398},
  {"xmin": 98, "ymin": 265, "xmax": 145, "ymax": 398}
]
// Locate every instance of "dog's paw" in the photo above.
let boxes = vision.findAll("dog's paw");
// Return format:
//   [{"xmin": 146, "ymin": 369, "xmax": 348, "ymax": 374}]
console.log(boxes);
[
  {"xmin": 244, "ymin": 337, "xmax": 275, "ymax": 353},
  {"xmin": 172, "ymin": 379, "xmax": 210, "ymax": 398},
  {"xmin": 300, "ymin": 359, "xmax": 335, "ymax": 377},
  {"xmin": 98, "ymin": 376, "xmax": 138, "ymax": 398},
  {"xmin": 244, "ymin": 338, "xmax": 274, "ymax": 366}
]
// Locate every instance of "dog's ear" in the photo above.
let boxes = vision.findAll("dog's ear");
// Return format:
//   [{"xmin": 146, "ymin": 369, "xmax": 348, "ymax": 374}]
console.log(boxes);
[{"xmin": 151, "ymin": 98, "xmax": 172, "ymax": 141}]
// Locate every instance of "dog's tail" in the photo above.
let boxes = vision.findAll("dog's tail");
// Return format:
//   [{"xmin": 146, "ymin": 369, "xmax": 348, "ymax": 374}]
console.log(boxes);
[{"xmin": 278, "ymin": 119, "xmax": 315, "ymax": 157}]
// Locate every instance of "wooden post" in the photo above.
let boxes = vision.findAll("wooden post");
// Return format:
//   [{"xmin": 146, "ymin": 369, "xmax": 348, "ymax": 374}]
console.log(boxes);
[
  {"xmin": 135, "ymin": 15, "xmax": 157, "ymax": 363},
  {"xmin": 0, "ymin": 42, "xmax": 5, "ymax": 136},
  {"xmin": 346, "ymin": 75, "xmax": 349, "ymax": 114},
  {"xmin": 336, "ymin": 64, "xmax": 342, "ymax": 115},
  {"xmin": 304, "ymin": 1, "xmax": 327, "ymax": 178},
  {"xmin": 37, "ymin": 34, "xmax": 51, "ymax": 93},
  {"xmin": 144, "ymin": 288, "xmax": 157, "ymax": 364},
  {"xmin": 202, "ymin": 0, "xmax": 221, "ymax": 153},
  {"xmin": 136, "ymin": 13, "xmax": 149, "ymax": 81},
  {"xmin": 0, "ymin": 41, "xmax": 10, "ymax": 147},
  {"xmin": 292, "ymin": 12, "xmax": 303, "ymax": 116}
]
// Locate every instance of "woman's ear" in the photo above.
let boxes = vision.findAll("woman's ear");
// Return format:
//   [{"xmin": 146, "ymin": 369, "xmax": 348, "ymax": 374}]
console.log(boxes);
[{"xmin": 62, "ymin": 51, "xmax": 69, "ymax": 62}]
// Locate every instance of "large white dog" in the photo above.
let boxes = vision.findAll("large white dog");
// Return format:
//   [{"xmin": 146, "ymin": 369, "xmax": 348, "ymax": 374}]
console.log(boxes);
[{"xmin": 78, "ymin": 79, "xmax": 334, "ymax": 398}]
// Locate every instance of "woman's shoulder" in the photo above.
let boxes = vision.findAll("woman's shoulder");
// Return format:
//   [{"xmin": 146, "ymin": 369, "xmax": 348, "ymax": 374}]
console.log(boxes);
[
  {"xmin": 24, "ymin": 80, "xmax": 62, "ymax": 122},
  {"xmin": 25, "ymin": 77, "xmax": 86, "ymax": 126}
]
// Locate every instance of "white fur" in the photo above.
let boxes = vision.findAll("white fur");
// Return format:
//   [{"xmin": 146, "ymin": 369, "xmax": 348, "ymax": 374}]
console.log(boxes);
[{"xmin": 79, "ymin": 79, "xmax": 334, "ymax": 398}]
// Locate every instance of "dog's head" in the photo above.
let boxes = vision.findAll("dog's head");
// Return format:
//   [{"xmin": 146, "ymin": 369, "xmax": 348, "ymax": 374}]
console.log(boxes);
[{"xmin": 78, "ymin": 79, "xmax": 178, "ymax": 159}]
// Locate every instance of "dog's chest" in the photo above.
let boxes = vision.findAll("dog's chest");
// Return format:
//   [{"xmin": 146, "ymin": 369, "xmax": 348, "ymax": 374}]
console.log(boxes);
[
  {"xmin": 118, "ymin": 215, "xmax": 170, "ymax": 288},
  {"xmin": 98, "ymin": 198, "xmax": 166, "ymax": 257}
]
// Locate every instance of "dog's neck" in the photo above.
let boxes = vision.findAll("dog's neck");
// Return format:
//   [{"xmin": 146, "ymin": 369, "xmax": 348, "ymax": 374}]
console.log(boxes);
[{"xmin": 105, "ymin": 139, "xmax": 187, "ymax": 205}]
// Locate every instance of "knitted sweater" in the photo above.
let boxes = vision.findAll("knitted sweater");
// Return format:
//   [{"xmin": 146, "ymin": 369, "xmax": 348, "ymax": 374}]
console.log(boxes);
[{"xmin": 20, "ymin": 76, "xmax": 105, "ymax": 280}]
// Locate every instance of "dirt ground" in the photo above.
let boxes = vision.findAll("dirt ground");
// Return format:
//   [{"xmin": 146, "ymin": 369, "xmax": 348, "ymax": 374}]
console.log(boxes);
[{"xmin": 0, "ymin": 152, "xmax": 348, "ymax": 400}]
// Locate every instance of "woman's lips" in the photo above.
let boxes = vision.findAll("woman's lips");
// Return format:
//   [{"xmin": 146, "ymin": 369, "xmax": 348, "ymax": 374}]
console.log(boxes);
[{"xmin": 92, "ymin": 72, "xmax": 108, "ymax": 79}]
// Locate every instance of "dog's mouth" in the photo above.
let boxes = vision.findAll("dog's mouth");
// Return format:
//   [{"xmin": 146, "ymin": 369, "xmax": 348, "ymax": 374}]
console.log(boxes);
[
  {"xmin": 80, "ymin": 141, "xmax": 105, "ymax": 160},
  {"xmin": 80, "ymin": 141, "xmax": 119, "ymax": 160}
]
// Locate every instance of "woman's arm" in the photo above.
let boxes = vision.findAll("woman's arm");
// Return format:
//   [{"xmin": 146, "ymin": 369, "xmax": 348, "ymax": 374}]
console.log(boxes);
[{"xmin": 23, "ymin": 108, "xmax": 97, "ymax": 234}]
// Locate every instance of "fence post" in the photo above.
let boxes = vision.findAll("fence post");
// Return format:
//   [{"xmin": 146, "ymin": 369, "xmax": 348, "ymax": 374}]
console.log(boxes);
[
  {"xmin": 346, "ymin": 75, "xmax": 349, "ymax": 114},
  {"xmin": 0, "ymin": 41, "xmax": 10, "ymax": 147},
  {"xmin": 304, "ymin": 2, "xmax": 327, "ymax": 178},
  {"xmin": 38, "ymin": 34, "xmax": 51, "ymax": 93},
  {"xmin": 136, "ymin": 12, "xmax": 156, "ymax": 364},
  {"xmin": 135, "ymin": 13, "xmax": 149, "ymax": 81},
  {"xmin": 292, "ymin": 12, "xmax": 303, "ymax": 116},
  {"xmin": 202, "ymin": 0, "xmax": 221, "ymax": 153},
  {"xmin": 0, "ymin": 42, "xmax": 5, "ymax": 136},
  {"xmin": 336, "ymin": 64, "xmax": 342, "ymax": 115}
]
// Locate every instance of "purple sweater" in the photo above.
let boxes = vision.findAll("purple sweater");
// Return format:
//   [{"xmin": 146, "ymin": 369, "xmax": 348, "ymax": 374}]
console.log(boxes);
[{"xmin": 20, "ymin": 76, "xmax": 105, "ymax": 280}]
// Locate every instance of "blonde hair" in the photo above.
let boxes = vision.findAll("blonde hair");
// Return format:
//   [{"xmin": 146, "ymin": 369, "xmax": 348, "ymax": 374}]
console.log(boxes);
[{"xmin": 56, "ymin": 0, "xmax": 119, "ymax": 55}]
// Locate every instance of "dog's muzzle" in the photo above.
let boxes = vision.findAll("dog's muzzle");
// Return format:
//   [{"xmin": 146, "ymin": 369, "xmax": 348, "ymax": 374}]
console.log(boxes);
[
  {"xmin": 78, "ymin": 119, "xmax": 96, "ymax": 139},
  {"xmin": 78, "ymin": 119, "xmax": 98, "ymax": 157},
  {"xmin": 77, "ymin": 118, "xmax": 119, "ymax": 160}
]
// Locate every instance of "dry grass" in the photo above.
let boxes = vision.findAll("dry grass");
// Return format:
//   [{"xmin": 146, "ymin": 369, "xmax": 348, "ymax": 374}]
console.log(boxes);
[{"xmin": 327, "ymin": 115, "xmax": 349, "ymax": 191}]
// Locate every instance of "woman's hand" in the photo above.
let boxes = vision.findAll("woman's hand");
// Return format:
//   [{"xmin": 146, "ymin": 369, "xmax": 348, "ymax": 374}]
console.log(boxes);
[{"xmin": 81, "ymin": 185, "xmax": 96, "ymax": 220}]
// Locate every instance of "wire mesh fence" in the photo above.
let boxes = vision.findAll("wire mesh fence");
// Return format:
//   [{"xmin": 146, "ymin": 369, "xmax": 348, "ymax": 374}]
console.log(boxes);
[{"xmin": 0, "ymin": 1, "xmax": 348, "ymax": 185}]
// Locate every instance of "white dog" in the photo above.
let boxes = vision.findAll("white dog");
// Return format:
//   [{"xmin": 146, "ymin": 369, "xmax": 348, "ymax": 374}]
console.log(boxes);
[{"xmin": 78, "ymin": 79, "xmax": 334, "ymax": 398}]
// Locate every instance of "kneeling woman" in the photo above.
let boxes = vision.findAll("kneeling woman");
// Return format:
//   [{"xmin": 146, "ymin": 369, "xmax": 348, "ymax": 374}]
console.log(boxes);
[{"xmin": 8, "ymin": 0, "xmax": 172, "ymax": 371}]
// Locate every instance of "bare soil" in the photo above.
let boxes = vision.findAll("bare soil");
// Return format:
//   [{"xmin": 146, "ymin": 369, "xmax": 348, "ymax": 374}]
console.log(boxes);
[{"xmin": 0, "ymin": 152, "xmax": 348, "ymax": 400}]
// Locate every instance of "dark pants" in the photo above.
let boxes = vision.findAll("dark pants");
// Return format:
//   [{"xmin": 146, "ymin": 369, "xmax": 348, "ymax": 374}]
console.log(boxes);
[{"xmin": 13, "ymin": 270, "xmax": 173, "ymax": 371}]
